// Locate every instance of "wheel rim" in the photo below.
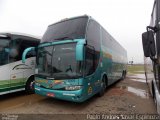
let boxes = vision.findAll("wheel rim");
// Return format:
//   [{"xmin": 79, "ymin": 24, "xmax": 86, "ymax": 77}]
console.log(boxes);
[{"xmin": 29, "ymin": 81, "xmax": 34, "ymax": 90}]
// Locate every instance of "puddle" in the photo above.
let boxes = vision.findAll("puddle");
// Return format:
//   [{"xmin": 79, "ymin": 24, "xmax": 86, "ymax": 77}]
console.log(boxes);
[
  {"xmin": 127, "ymin": 86, "xmax": 149, "ymax": 99},
  {"xmin": 129, "ymin": 79, "xmax": 146, "ymax": 83},
  {"xmin": 129, "ymin": 74, "xmax": 145, "ymax": 79},
  {"xmin": 0, "ymin": 93, "xmax": 45, "ymax": 112},
  {"xmin": 117, "ymin": 85, "xmax": 149, "ymax": 99}
]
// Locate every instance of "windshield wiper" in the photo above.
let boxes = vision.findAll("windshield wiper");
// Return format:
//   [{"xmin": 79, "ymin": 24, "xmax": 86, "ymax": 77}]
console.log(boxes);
[
  {"xmin": 54, "ymin": 36, "xmax": 73, "ymax": 40},
  {"xmin": 40, "ymin": 50, "xmax": 52, "ymax": 56}
]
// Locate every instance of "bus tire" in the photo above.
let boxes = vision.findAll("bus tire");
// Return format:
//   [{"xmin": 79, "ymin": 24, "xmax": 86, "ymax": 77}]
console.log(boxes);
[
  {"xmin": 25, "ymin": 76, "xmax": 35, "ymax": 94},
  {"xmin": 152, "ymin": 82, "xmax": 157, "ymax": 110},
  {"xmin": 121, "ymin": 71, "xmax": 125, "ymax": 80},
  {"xmin": 124, "ymin": 70, "xmax": 127, "ymax": 77},
  {"xmin": 154, "ymin": 94, "xmax": 157, "ymax": 111},
  {"xmin": 98, "ymin": 76, "xmax": 107, "ymax": 97},
  {"xmin": 145, "ymin": 72, "xmax": 148, "ymax": 84}
]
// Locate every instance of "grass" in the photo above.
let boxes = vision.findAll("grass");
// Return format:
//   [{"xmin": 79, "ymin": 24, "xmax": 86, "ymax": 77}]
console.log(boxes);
[{"xmin": 127, "ymin": 64, "xmax": 144, "ymax": 74}]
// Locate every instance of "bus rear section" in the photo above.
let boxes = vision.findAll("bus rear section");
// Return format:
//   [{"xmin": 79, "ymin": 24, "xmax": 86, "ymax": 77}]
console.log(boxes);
[
  {"xmin": 0, "ymin": 33, "xmax": 40, "ymax": 95},
  {"xmin": 23, "ymin": 15, "xmax": 127, "ymax": 102}
]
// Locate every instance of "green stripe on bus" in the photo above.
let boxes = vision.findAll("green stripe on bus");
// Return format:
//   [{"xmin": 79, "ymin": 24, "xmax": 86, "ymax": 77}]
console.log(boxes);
[
  {"xmin": 0, "ymin": 85, "xmax": 24, "ymax": 92},
  {"xmin": 0, "ymin": 78, "xmax": 26, "ymax": 90},
  {"xmin": 0, "ymin": 78, "xmax": 26, "ymax": 85},
  {"xmin": 0, "ymin": 82, "xmax": 24, "ymax": 89}
]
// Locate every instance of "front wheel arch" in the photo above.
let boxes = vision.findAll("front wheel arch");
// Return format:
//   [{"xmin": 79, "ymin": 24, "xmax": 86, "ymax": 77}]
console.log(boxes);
[
  {"xmin": 103, "ymin": 74, "xmax": 108, "ymax": 86},
  {"xmin": 98, "ymin": 74, "xmax": 108, "ymax": 97}
]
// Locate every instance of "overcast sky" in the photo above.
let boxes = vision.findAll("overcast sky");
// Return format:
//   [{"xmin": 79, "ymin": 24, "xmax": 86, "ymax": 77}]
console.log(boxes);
[{"xmin": 0, "ymin": 0, "xmax": 154, "ymax": 63}]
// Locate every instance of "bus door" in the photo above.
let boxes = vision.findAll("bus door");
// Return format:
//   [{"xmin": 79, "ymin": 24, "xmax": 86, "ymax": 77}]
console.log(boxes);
[
  {"xmin": 9, "ymin": 39, "xmax": 24, "ymax": 91},
  {"xmin": 0, "ymin": 38, "xmax": 10, "ymax": 94},
  {"xmin": 85, "ymin": 46, "xmax": 101, "ymax": 93}
]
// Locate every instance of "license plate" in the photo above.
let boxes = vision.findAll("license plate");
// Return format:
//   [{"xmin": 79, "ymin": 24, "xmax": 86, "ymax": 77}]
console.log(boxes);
[{"xmin": 47, "ymin": 93, "xmax": 55, "ymax": 97}]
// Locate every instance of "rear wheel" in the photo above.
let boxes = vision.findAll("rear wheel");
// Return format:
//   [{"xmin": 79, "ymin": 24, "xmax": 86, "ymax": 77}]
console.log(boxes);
[
  {"xmin": 145, "ymin": 72, "xmax": 148, "ymax": 84},
  {"xmin": 121, "ymin": 71, "xmax": 126, "ymax": 80},
  {"xmin": 25, "ymin": 76, "xmax": 35, "ymax": 94},
  {"xmin": 98, "ymin": 76, "xmax": 107, "ymax": 97},
  {"xmin": 154, "ymin": 94, "xmax": 157, "ymax": 110},
  {"xmin": 152, "ymin": 83, "xmax": 158, "ymax": 111}
]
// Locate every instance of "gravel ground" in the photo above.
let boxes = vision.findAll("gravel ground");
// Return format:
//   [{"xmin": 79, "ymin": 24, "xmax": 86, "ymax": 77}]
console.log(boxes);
[{"xmin": 0, "ymin": 73, "xmax": 157, "ymax": 120}]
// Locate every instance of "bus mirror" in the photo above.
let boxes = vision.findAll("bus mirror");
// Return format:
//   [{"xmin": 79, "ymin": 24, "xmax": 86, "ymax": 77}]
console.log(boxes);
[
  {"xmin": 142, "ymin": 31, "xmax": 156, "ymax": 57},
  {"xmin": 76, "ymin": 44, "xmax": 84, "ymax": 61},
  {"xmin": 22, "ymin": 47, "xmax": 35, "ymax": 63}
]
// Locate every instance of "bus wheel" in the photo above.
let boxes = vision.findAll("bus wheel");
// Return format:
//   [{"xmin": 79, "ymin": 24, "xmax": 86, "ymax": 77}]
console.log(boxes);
[
  {"xmin": 152, "ymin": 83, "xmax": 157, "ymax": 111},
  {"xmin": 25, "ymin": 76, "xmax": 35, "ymax": 94},
  {"xmin": 154, "ymin": 94, "xmax": 157, "ymax": 111},
  {"xmin": 98, "ymin": 76, "xmax": 107, "ymax": 97},
  {"xmin": 145, "ymin": 72, "xmax": 148, "ymax": 84},
  {"xmin": 121, "ymin": 71, "xmax": 125, "ymax": 80}
]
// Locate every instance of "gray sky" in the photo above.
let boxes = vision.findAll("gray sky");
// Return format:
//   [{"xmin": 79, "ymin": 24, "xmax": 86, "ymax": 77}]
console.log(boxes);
[{"xmin": 0, "ymin": 0, "xmax": 154, "ymax": 63}]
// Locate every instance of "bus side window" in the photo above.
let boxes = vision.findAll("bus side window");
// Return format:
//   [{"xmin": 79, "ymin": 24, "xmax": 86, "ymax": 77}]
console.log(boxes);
[
  {"xmin": 86, "ymin": 20, "xmax": 100, "ymax": 71},
  {"xmin": 20, "ymin": 40, "xmax": 37, "ymax": 59},
  {"xmin": 0, "ymin": 40, "xmax": 9, "ymax": 65},
  {"xmin": 85, "ymin": 47, "xmax": 95, "ymax": 76},
  {"xmin": 86, "ymin": 20, "xmax": 100, "ymax": 52},
  {"xmin": 9, "ymin": 39, "xmax": 37, "ymax": 63},
  {"xmin": 102, "ymin": 28, "xmax": 110, "ymax": 49},
  {"xmin": 9, "ymin": 39, "xmax": 21, "ymax": 63},
  {"xmin": 26, "ymin": 51, "xmax": 36, "ymax": 58}
]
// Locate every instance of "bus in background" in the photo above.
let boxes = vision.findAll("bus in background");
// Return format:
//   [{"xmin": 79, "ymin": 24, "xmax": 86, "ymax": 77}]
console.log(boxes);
[
  {"xmin": 0, "ymin": 32, "xmax": 40, "ymax": 95},
  {"xmin": 23, "ymin": 15, "xmax": 127, "ymax": 102},
  {"xmin": 142, "ymin": 0, "xmax": 160, "ymax": 114}
]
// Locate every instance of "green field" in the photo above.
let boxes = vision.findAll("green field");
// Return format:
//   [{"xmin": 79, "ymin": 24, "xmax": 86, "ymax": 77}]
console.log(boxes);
[{"xmin": 127, "ymin": 64, "xmax": 144, "ymax": 74}]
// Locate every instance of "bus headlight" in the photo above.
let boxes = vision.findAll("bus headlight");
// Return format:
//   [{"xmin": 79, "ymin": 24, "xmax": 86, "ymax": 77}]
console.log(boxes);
[{"xmin": 65, "ymin": 86, "xmax": 82, "ymax": 91}]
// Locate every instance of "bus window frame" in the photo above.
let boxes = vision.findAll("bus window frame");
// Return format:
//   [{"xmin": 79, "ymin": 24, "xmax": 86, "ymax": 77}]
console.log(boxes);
[{"xmin": 84, "ymin": 45, "xmax": 96, "ymax": 76}]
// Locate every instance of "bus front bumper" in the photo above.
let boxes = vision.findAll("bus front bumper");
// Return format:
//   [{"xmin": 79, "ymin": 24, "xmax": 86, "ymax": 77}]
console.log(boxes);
[{"xmin": 34, "ymin": 85, "xmax": 86, "ymax": 102}]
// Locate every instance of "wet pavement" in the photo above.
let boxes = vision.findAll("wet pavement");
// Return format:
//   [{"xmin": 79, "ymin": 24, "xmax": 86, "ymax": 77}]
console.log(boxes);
[{"xmin": 0, "ymin": 73, "xmax": 157, "ymax": 118}]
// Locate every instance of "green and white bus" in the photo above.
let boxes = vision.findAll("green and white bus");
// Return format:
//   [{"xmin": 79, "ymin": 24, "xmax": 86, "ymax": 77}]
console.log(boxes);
[
  {"xmin": 23, "ymin": 15, "xmax": 127, "ymax": 102},
  {"xmin": 0, "ymin": 32, "xmax": 40, "ymax": 95}
]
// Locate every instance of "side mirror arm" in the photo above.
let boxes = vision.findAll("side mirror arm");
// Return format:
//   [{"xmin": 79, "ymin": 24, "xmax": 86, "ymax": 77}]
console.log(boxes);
[{"xmin": 22, "ymin": 47, "xmax": 35, "ymax": 63}]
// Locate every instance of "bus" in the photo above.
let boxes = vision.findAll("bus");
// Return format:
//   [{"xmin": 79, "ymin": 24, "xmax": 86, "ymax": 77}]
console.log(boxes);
[
  {"xmin": 0, "ymin": 32, "xmax": 40, "ymax": 95},
  {"xmin": 142, "ymin": 0, "xmax": 160, "ymax": 114},
  {"xmin": 23, "ymin": 15, "xmax": 127, "ymax": 102}
]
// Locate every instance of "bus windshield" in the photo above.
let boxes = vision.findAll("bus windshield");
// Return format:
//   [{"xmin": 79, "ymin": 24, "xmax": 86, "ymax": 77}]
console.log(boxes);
[
  {"xmin": 41, "ymin": 17, "xmax": 88, "ymax": 43},
  {"xmin": 37, "ymin": 43, "xmax": 83, "ymax": 79},
  {"xmin": 0, "ymin": 38, "xmax": 10, "ymax": 65}
]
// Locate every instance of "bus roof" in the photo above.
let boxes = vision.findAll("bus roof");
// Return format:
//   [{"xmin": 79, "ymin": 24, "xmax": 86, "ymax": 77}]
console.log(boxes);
[
  {"xmin": 49, "ymin": 15, "xmax": 90, "ymax": 27},
  {"xmin": 0, "ymin": 32, "xmax": 41, "ymax": 41}
]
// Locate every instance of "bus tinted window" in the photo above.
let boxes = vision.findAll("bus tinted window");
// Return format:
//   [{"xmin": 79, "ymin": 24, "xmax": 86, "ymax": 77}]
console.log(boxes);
[
  {"xmin": 0, "ymin": 38, "xmax": 9, "ymax": 65},
  {"xmin": 85, "ymin": 47, "xmax": 95, "ymax": 76},
  {"xmin": 86, "ymin": 19, "xmax": 101, "ymax": 70},
  {"xmin": 9, "ymin": 39, "xmax": 21, "ymax": 62},
  {"xmin": 86, "ymin": 20, "xmax": 101, "ymax": 51},
  {"xmin": 102, "ymin": 28, "xmax": 111, "ymax": 48},
  {"xmin": 21, "ymin": 40, "xmax": 38, "ymax": 58},
  {"xmin": 42, "ymin": 17, "xmax": 88, "ymax": 42},
  {"xmin": 9, "ymin": 39, "xmax": 39, "ymax": 63}
]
